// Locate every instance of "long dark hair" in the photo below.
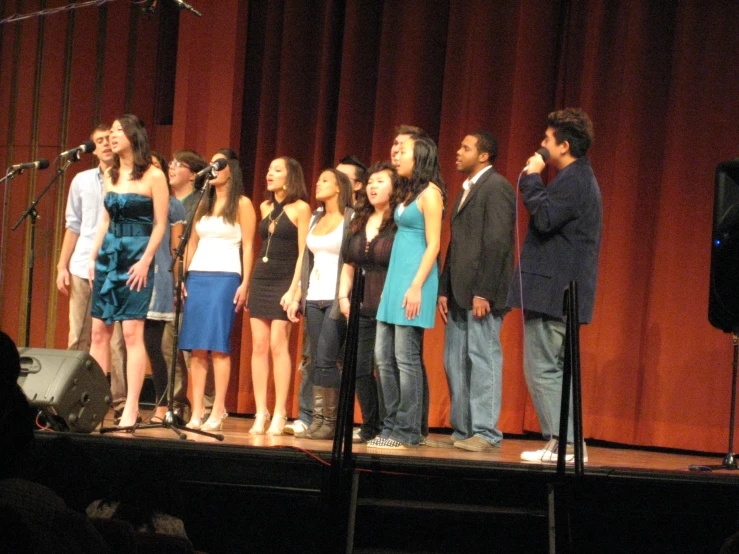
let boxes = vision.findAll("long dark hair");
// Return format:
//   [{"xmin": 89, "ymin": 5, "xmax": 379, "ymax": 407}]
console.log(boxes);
[
  {"xmin": 110, "ymin": 114, "xmax": 151, "ymax": 185},
  {"xmin": 194, "ymin": 148, "xmax": 243, "ymax": 225},
  {"xmin": 151, "ymin": 151, "xmax": 172, "ymax": 195},
  {"xmin": 396, "ymin": 135, "xmax": 447, "ymax": 208},
  {"xmin": 268, "ymin": 157, "xmax": 308, "ymax": 205},
  {"xmin": 352, "ymin": 162, "xmax": 398, "ymax": 235},
  {"xmin": 317, "ymin": 168, "xmax": 353, "ymax": 214}
]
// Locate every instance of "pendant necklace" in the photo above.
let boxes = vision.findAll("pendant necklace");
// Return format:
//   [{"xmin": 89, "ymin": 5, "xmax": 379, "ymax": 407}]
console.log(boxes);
[{"xmin": 262, "ymin": 209, "xmax": 285, "ymax": 263}]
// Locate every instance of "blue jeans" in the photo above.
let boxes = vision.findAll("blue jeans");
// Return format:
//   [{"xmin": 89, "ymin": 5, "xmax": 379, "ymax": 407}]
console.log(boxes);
[
  {"xmin": 375, "ymin": 321, "xmax": 425, "ymax": 446},
  {"xmin": 305, "ymin": 301, "xmax": 346, "ymax": 388},
  {"xmin": 298, "ymin": 317, "xmax": 313, "ymax": 425},
  {"xmin": 523, "ymin": 314, "xmax": 573, "ymax": 443},
  {"xmin": 444, "ymin": 299, "xmax": 504, "ymax": 446}
]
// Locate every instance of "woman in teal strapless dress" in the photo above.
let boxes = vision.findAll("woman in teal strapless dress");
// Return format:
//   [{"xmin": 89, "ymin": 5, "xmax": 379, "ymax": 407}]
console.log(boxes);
[
  {"xmin": 88, "ymin": 115, "xmax": 169, "ymax": 430},
  {"xmin": 371, "ymin": 135, "xmax": 446, "ymax": 449}
]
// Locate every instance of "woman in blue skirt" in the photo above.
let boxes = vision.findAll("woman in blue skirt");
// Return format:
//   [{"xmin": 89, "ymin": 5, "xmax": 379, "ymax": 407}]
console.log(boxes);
[
  {"xmin": 179, "ymin": 148, "xmax": 256, "ymax": 431},
  {"xmin": 370, "ymin": 136, "xmax": 446, "ymax": 449}
]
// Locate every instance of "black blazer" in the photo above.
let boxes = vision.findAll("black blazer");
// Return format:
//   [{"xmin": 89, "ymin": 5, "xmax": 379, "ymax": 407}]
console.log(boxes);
[
  {"xmin": 438, "ymin": 166, "xmax": 516, "ymax": 311},
  {"xmin": 506, "ymin": 157, "xmax": 602, "ymax": 323}
]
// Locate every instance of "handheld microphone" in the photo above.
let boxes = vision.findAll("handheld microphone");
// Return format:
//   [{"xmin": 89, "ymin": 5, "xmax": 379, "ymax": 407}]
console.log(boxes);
[
  {"xmin": 11, "ymin": 159, "xmax": 50, "ymax": 171},
  {"xmin": 60, "ymin": 141, "xmax": 96, "ymax": 160},
  {"xmin": 194, "ymin": 158, "xmax": 228, "ymax": 190},
  {"xmin": 523, "ymin": 148, "xmax": 550, "ymax": 174}
]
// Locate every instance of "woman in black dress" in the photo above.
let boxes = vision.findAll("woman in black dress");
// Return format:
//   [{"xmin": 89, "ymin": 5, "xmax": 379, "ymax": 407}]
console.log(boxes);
[{"xmin": 248, "ymin": 157, "xmax": 311, "ymax": 435}]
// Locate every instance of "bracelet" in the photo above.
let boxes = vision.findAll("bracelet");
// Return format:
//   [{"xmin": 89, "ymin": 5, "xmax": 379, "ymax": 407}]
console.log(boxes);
[{"xmin": 339, "ymin": 296, "xmax": 348, "ymax": 300}]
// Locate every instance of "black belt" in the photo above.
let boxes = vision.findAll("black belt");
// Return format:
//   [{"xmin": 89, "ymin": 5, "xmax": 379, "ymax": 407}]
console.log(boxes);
[{"xmin": 108, "ymin": 222, "xmax": 153, "ymax": 237}]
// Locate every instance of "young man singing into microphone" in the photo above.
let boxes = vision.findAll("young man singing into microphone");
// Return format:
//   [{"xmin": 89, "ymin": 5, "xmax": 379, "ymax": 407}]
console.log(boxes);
[{"xmin": 508, "ymin": 108, "xmax": 602, "ymax": 463}]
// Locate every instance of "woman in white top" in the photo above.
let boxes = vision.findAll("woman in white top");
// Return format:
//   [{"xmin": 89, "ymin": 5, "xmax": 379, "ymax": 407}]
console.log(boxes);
[
  {"xmin": 287, "ymin": 168, "xmax": 354, "ymax": 440},
  {"xmin": 179, "ymin": 148, "xmax": 256, "ymax": 432}
]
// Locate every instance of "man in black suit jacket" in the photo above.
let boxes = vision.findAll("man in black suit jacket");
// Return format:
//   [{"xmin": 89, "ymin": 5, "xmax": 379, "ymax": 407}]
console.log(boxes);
[
  {"xmin": 432, "ymin": 131, "xmax": 516, "ymax": 452},
  {"xmin": 508, "ymin": 108, "xmax": 602, "ymax": 463}
]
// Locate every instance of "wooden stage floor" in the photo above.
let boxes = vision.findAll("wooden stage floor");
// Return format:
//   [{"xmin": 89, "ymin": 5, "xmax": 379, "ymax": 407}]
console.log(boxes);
[{"xmin": 95, "ymin": 410, "xmax": 739, "ymax": 480}]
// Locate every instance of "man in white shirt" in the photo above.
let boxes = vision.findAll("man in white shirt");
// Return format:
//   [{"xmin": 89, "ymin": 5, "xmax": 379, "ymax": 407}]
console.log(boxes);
[{"xmin": 56, "ymin": 125, "xmax": 126, "ymax": 420}]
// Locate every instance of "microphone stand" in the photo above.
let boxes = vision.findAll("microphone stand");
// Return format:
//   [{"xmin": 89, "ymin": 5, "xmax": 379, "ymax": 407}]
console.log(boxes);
[
  {"xmin": 102, "ymin": 178, "xmax": 224, "ymax": 440},
  {"xmin": 12, "ymin": 157, "xmax": 72, "ymax": 347},
  {"xmin": 0, "ymin": 166, "xmax": 24, "ymax": 186}
]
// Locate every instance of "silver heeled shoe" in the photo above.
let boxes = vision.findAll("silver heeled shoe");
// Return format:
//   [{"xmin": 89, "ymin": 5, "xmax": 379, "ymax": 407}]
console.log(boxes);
[
  {"xmin": 186, "ymin": 411, "xmax": 205, "ymax": 430},
  {"xmin": 201, "ymin": 411, "xmax": 228, "ymax": 432},
  {"xmin": 249, "ymin": 412, "xmax": 271, "ymax": 435},
  {"xmin": 266, "ymin": 414, "xmax": 288, "ymax": 436}
]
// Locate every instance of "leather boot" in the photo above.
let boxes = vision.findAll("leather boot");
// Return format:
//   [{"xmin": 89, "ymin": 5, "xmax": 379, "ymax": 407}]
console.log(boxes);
[
  {"xmin": 296, "ymin": 386, "xmax": 324, "ymax": 438},
  {"xmin": 309, "ymin": 387, "xmax": 339, "ymax": 440}
]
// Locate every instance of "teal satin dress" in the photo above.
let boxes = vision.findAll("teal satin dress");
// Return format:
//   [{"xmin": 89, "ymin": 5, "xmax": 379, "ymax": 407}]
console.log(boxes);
[{"xmin": 91, "ymin": 192, "xmax": 155, "ymax": 324}]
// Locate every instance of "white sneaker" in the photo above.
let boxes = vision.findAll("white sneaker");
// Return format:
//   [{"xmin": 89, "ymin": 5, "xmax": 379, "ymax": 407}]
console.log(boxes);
[
  {"xmin": 520, "ymin": 439, "xmax": 588, "ymax": 464},
  {"xmin": 283, "ymin": 420, "xmax": 308, "ymax": 436}
]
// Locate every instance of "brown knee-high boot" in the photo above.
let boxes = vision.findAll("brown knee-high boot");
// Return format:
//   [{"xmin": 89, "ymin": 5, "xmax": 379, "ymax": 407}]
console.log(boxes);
[
  {"xmin": 296, "ymin": 386, "xmax": 324, "ymax": 438},
  {"xmin": 309, "ymin": 386, "xmax": 339, "ymax": 440}
]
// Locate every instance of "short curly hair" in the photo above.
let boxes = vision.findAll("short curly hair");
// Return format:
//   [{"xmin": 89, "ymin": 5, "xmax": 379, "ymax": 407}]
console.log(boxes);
[{"xmin": 546, "ymin": 108, "xmax": 594, "ymax": 158}]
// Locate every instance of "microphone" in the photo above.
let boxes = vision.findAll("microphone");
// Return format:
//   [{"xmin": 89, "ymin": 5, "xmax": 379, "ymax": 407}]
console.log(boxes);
[
  {"xmin": 194, "ymin": 158, "xmax": 228, "ymax": 190},
  {"xmin": 522, "ymin": 147, "xmax": 550, "ymax": 173},
  {"xmin": 11, "ymin": 159, "xmax": 50, "ymax": 171},
  {"xmin": 60, "ymin": 141, "xmax": 96, "ymax": 160},
  {"xmin": 172, "ymin": 0, "xmax": 202, "ymax": 16},
  {"xmin": 523, "ymin": 147, "xmax": 550, "ymax": 174}
]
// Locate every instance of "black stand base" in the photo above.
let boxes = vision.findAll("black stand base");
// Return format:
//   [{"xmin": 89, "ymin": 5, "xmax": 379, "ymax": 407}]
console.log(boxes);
[{"xmin": 689, "ymin": 454, "xmax": 738, "ymax": 472}]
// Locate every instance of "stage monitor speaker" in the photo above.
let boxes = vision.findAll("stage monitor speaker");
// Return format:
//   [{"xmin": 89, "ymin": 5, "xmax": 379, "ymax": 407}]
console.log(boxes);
[
  {"xmin": 709, "ymin": 159, "xmax": 739, "ymax": 333},
  {"xmin": 17, "ymin": 348, "xmax": 112, "ymax": 433}
]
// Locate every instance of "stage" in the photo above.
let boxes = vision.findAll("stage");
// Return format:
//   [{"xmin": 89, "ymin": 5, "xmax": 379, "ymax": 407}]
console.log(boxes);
[{"xmin": 25, "ymin": 411, "xmax": 739, "ymax": 553}]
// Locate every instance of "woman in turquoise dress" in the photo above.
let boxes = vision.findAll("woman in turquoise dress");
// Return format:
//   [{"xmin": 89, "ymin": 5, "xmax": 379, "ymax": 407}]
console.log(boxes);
[
  {"xmin": 88, "ymin": 114, "xmax": 169, "ymax": 429},
  {"xmin": 370, "ymin": 135, "xmax": 446, "ymax": 448}
]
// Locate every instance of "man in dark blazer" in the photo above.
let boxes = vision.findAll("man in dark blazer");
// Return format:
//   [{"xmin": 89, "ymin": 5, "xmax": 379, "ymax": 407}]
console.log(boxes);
[
  {"xmin": 508, "ymin": 108, "xmax": 602, "ymax": 463},
  {"xmin": 432, "ymin": 131, "xmax": 516, "ymax": 452}
]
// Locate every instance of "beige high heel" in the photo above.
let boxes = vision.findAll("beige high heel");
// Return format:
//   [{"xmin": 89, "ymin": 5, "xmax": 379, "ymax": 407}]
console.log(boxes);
[
  {"xmin": 186, "ymin": 411, "xmax": 205, "ymax": 430},
  {"xmin": 266, "ymin": 414, "xmax": 288, "ymax": 436},
  {"xmin": 249, "ymin": 412, "xmax": 271, "ymax": 435},
  {"xmin": 201, "ymin": 412, "xmax": 228, "ymax": 432}
]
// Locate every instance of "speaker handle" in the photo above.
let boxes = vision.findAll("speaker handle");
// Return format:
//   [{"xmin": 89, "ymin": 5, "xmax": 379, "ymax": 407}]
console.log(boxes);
[{"xmin": 19, "ymin": 355, "xmax": 42, "ymax": 375}]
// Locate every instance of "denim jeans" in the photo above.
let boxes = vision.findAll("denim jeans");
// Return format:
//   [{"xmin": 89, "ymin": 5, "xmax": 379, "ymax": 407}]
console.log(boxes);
[
  {"xmin": 523, "ymin": 314, "xmax": 573, "ymax": 443},
  {"xmin": 355, "ymin": 315, "xmax": 384, "ymax": 440},
  {"xmin": 297, "ymin": 317, "xmax": 313, "ymax": 425},
  {"xmin": 375, "ymin": 321, "xmax": 425, "ymax": 446},
  {"xmin": 305, "ymin": 301, "xmax": 347, "ymax": 389},
  {"xmin": 444, "ymin": 299, "xmax": 504, "ymax": 446}
]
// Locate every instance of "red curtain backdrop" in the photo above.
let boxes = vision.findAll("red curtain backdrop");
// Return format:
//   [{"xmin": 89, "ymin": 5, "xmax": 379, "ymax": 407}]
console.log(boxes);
[{"xmin": 1, "ymin": 0, "xmax": 738, "ymax": 453}]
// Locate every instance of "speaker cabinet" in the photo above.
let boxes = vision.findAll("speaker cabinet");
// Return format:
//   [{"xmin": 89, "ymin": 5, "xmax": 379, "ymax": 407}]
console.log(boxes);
[
  {"xmin": 17, "ymin": 348, "xmax": 111, "ymax": 433},
  {"xmin": 709, "ymin": 159, "xmax": 739, "ymax": 333}
]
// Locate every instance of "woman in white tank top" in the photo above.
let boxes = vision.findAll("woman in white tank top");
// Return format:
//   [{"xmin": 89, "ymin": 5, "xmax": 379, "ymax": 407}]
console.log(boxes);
[
  {"xmin": 179, "ymin": 149, "xmax": 256, "ymax": 432},
  {"xmin": 287, "ymin": 168, "xmax": 354, "ymax": 440}
]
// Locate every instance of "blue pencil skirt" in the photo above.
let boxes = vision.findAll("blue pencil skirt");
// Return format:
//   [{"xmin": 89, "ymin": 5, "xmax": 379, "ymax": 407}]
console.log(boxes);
[{"xmin": 179, "ymin": 271, "xmax": 241, "ymax": 354}]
